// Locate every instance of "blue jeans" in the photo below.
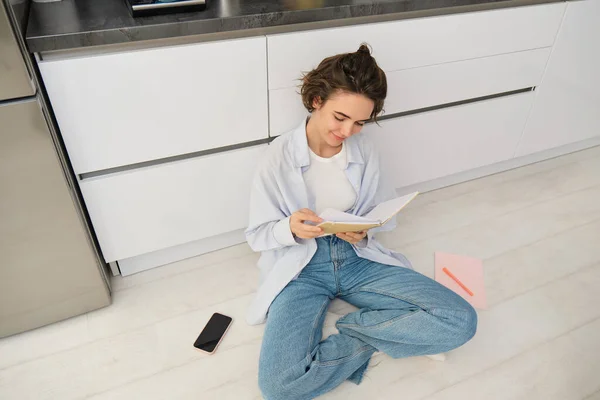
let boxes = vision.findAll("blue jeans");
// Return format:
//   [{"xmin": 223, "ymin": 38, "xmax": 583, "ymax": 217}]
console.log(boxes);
[{"xmin": 258, "ymin": 236, "xmax": 477, "ymax": 400}]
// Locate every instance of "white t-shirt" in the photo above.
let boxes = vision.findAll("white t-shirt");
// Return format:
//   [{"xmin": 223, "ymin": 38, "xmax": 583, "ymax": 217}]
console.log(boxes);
[{"xmin": 303, "ymin": 143, "xmax": 357, "ymax": 215}]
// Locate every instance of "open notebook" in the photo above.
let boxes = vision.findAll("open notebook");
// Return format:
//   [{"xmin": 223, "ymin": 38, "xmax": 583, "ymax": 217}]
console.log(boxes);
[{"xmin": 317, "ymin": 192, "xmax": 419, "ymax": 235}]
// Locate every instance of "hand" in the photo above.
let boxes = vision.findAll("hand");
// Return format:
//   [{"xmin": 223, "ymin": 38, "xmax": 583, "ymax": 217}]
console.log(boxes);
[
  {"xmin": 336, "ymin": 231, "xmax": 367, "ymax": 245},
  {"xmin": 290, "ymin": 208, "xmax": 324, "ymax": 239}
]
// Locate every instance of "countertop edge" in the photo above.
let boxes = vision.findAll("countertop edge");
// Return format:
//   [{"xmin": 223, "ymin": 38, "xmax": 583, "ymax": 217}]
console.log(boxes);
[{"xmin": 26, "ymin": 0, "xmax": 565, "ymax": 54}]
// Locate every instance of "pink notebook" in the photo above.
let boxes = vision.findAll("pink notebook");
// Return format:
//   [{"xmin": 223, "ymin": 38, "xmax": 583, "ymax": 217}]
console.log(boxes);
[{"xmin": 434, "ymin": 252, "xmax": 486, "ymax": 309}]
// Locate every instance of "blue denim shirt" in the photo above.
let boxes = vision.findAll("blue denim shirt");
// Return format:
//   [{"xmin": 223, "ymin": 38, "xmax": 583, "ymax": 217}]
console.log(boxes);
[{"xmin": 245, "ymin": 119, "xmax": 412, "ymax": 325}]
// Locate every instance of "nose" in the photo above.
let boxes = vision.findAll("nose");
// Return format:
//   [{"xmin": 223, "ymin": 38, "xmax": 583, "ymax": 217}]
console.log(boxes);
[{"xmin": 341, "ymin": 122, "xmax": 353, "ymax": 138}]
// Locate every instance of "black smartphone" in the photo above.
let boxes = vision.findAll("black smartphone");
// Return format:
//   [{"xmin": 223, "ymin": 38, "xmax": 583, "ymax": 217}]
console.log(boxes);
[{"xmin": 193, "ymin": 313, "xmax": 233, "ymax": 354}]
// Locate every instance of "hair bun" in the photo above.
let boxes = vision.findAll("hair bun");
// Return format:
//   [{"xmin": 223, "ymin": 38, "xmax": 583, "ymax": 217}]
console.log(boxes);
[
  {"xmin": 357, "ymin": 44, "xmax": 372, "ymax": 56},
  {"xmin": 300, "ymin": 43, "xmax": 387, "ymax": 121}
]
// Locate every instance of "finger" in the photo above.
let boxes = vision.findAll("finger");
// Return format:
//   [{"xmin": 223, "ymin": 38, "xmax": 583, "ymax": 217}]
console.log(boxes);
[
  {"xmin": 345, "ymin": 233, "xmax": 363, "ymax": 244},
  {"xmin": 291, "ymin": 222, "xmax": 320, "ymax": 238},
  {"xmin": 339, "ymin": 232, "xmax": 361, "ymax": 240},
  {"xmin": 300, "ymin": 209, "xmax": 324, "ymax": 221},
  {"xmin": 300, "ymin": 208, "xmax": 318, "ymax": 216},
  {"xmin": 336, "ymin": 233, "xmax": 353, "ymax": 243},
  {"xmin": 298, "ymin": 213, "xmax": 323, "ymax": 224},
  {"xmin": 296, "ymin": 224, "xmax": 323, "ymax": 234}
]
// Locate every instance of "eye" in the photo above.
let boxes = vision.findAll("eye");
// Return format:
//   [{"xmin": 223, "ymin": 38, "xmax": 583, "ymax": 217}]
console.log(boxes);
[
  {"xmin": 334, "ymin": 116, "xmax": 344, "ymax": 122},
  {"xmin": 355, "ymin": 122, "xmax": 365, "ymax": 127}
]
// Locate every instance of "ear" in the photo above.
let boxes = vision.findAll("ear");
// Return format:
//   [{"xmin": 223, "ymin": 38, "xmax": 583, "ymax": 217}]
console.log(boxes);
[{"xmin": 312, "ymin": 96, "xmax": 323, "ymax": 110}]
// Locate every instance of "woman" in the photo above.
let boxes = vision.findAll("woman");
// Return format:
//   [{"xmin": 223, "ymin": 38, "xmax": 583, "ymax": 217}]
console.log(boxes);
[{"xmin": 245, "ymin": 44, "xmax": 477, "ymax": 400}]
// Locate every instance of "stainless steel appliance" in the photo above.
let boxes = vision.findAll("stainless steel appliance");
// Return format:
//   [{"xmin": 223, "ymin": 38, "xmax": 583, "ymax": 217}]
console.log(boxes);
[
  {"xmin": 125, "ymin": 0, "xmax": 206, "ymax": 17},
  {"xmin": 0, "ymin": 0, "xmax": 111, "ymax": 338}
]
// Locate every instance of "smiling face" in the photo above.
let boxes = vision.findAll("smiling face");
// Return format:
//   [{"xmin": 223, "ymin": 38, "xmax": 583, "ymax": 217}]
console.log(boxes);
[
  {"xmin": 301, "ymin": 44, "xmax": 387, "ymax": 156},
  {"xmin": 307, "ymin": 90, "xmax": 374, "ymax": 155}
]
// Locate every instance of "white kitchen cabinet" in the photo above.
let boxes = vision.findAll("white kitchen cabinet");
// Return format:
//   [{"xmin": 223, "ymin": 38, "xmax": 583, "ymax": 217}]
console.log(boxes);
[
  {"xmin": 39, "ymin": 37, "xmax": 268, "ymax": 175},
  {"xmin": 365, "ymin": 92, "xmax": 535, "ymax": 189},
  {"xmin": 515, "ymin": 0, "xmax": 600, "ymax": 157},
  {"xmin": 267, "ymin": 3, "xmax": 565, "ymax": 90},
  {"xmin": 269, "ymin": 48, "xmax": 550, "ymax": 136},
  {"xmin": 79, "ymin": 145, "xmax": 267, "ymax": 262}
]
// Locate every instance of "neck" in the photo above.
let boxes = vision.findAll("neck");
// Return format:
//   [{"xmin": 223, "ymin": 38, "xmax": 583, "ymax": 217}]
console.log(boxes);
[{"xmin": 306, "ymin": 116, "xmax": 341, "ymax": 158}]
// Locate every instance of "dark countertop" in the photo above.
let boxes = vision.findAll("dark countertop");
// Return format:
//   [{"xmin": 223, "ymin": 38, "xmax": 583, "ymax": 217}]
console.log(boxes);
[{"xmin": 27, "ymin": 0, "xmax": 562, "ymax": 53}]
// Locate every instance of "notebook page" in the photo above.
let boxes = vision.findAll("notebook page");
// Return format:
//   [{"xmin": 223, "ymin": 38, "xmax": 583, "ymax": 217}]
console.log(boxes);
[
  {"xmin": 364, "ymin": 192, "xmax": 419, "ymax": 223},
  {"xmin": 318, "ymin": 208, "xmax": 375, "ymax": 224}
]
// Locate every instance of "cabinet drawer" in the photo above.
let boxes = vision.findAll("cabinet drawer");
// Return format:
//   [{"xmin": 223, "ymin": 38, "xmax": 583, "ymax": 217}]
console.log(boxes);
[
  {"xmin": 515, "ymin": 0, "xmax": 600, "ymax": 156},
  {"xmin": 365, "ymin": 92, "xmax": 534, "ymax": 189},
  {"xmin": 269, "ymin": 49, "xmax": 550, "ymax": 136},
  {"xmin": 267, "ymin": 3, "xmax": 565, "ymax": 90},
  {"xmin": 39, "ymin": 37, "xmax": 268, "ymax": 175},
  {"xmin": 79, "ymin": 145, "xmax": 266, "ymax": 262}
]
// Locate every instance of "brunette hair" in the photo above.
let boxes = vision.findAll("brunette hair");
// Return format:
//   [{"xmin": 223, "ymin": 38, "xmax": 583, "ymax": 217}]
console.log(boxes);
[{"xmin": 300, "ymin": 44, "xmax": 387, "ymax": 121}]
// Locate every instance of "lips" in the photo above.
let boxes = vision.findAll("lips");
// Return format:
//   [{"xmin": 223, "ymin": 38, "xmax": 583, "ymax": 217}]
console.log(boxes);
[{"xmin": 331, "ymin": 132, "xmax": 345, "ymax": 141}]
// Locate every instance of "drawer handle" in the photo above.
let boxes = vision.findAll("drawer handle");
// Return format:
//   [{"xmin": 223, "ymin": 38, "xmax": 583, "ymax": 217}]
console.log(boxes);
[
  {"xmin": 376, "ymin": 87, "xmax": 535, "ymax": 123},
  {"xmin": 79, "ymin": 137, "xmax": 273, "ymax": 180}
]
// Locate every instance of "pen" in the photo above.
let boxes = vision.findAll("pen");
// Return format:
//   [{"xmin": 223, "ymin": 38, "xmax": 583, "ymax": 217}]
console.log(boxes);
[{"xmin": 442, "ymin": 267, "xmax": 474, "ymax": 297}]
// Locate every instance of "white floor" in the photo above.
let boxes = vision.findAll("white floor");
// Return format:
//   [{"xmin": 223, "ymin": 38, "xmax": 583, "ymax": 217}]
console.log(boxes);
[{"xmin": 1, "ymin": 146, "xmax": 600, "ymax": 400}]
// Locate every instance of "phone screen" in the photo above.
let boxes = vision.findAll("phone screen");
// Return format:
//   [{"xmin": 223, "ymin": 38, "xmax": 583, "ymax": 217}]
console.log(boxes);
[{"xmin": 193, "ymin": 313, "xmax": 232, "ymax": 353}]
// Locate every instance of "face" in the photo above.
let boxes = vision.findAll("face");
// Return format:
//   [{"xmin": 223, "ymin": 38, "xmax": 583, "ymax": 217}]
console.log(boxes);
[{"xmin": 311, "ymin": 91, "xmax": 374, "ymax": 148}]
